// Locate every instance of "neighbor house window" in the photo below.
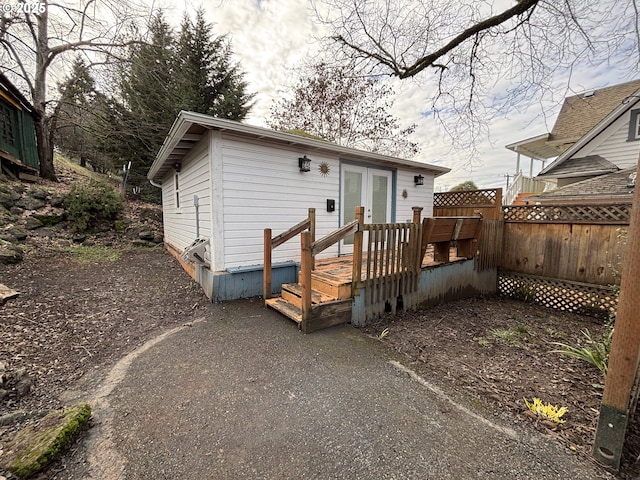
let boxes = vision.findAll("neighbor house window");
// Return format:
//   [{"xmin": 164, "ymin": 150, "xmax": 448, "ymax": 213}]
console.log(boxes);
[
  {"xmin": 0, "ymin": 103, "xmax": 15, "ymax": 147},
  {"xmin": 174, "ymin": 172, "xmax": 180, "ymax": 209},
  {"xmin": 628, "ymin": 109, "xmax": 640, "ymax": 141}
]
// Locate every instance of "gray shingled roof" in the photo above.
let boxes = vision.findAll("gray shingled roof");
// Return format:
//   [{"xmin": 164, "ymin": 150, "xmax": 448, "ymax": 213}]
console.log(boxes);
[
  {"xmin": 535, "ymin": 155, "xmax": 619, "ymax": 179},
  {"xmin": 529, "ymin": 167, "xmax": 636, "ymax": 202}
]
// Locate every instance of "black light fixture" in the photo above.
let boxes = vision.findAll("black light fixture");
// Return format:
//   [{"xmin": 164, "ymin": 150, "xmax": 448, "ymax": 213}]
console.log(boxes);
[
  {"xmin": 298, "ymin": 155, "xmax": 311, "ymax": 172},
  {"xmin": 173, "ymin": 162, "xmax": 181, "ymax": 172},
  {"xmin": 414, "ymin": 174, "xmax": 424, "ymax": 186}
]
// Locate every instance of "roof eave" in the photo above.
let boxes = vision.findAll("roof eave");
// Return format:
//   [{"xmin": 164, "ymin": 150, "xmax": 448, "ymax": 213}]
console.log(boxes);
[{"xmin": 148, "ymin": 111, "xmax": 451, "ymax": 181}]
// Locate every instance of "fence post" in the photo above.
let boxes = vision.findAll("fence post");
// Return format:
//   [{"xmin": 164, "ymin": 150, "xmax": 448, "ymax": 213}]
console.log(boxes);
[
  {"xmin": 309, "ymin": 208, "xmax": 316, "ymax": 270},
  {"xmin": 352, "ymin": 206, "xmax": 365, "ymax": 296},
  {"xmin": 495, "ymin": 188, "xmax": 503, "ymax": 212},
  {"xmin": 263, "ymin": 228, "xmax": 272, "ymax": 302},
  {"xmin": 412, "ymin": 206, "xmax": 423, "ymax": 224},
  {"xmin": 300, "ymin": 230, "xmax": 312, "ymax": 333},
  {"xmin": 594, "ymin": 177, "xmax": 640, "ymax": 469}
]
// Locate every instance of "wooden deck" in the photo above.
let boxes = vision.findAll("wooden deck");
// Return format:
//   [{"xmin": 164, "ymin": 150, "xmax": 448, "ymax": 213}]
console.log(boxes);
[{"xmin": 313, "ymin": 246, "xmax": 466, "ymax": 285}]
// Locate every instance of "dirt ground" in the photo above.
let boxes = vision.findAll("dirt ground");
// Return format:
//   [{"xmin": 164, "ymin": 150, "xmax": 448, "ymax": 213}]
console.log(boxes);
[{"xmin": 1, "ymin": 246, "xmax": 639, "ymax": 478}]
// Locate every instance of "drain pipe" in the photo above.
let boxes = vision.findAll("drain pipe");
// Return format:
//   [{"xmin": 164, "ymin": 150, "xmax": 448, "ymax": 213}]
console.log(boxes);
[
  {"xmin": 149, "ymin": 179, "xmax": 162, "ymax": 188},
  {"xmin": 193, "ymin": 195, "xmax": 200, "ymax": 237}
]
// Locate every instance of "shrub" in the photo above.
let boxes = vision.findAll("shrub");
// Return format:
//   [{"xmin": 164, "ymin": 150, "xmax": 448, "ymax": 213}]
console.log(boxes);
[
  {"xmin": 64, "ymin": 181, "xmax": 123, "ymax": 232},
  {"xmin": 551, "ymin": 325, "xmax": 614, "ymax": 375}
]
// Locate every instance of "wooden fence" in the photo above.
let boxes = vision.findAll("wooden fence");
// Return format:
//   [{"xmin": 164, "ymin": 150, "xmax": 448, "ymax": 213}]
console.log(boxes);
[
  {"xmin": 501, "ymin": 204, "xmax": 630, "ymax": 286},
  {"xmin": 433, "ymin": 189, "xmax": 631, "ymax": 318},
  {"xmin": 500, "ymin": 203, "xmax": 630, "ymax": 318},
  {"xmin": 434, "ymin": 188, "xmax": 503, "ymax": 219},
  {"xmin": 434, "ymin": 188, "xmax": 503, "ymax": 270}
]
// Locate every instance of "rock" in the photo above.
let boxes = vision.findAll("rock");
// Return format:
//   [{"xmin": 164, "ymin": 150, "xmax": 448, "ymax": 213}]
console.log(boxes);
[
  {"xmin": 1, "ymin": 403, "xmax": 92, "ymax": 479},
  {"xmin": 24, "ymin": 216, "xmax": 44, "ymax": 230},
  {"xmin": 72, "ymin": 234, "xmax": 87, "ymax": 244},
  {"xmin": 16, "ymin": 378, "xmax": 32, "ymax": 397},
  {"xmin": 138, "ymin": 230, "xmax": 154, "ymax": 241},
  {"xmin": 50, "ymin": 195, "xmax": 64, "ymax": 208},
  {"xmin": 0, "ymin": 191, "xmax": 14, "ymax": 209},
  {"xmin": 0, "ymin": 389, "xmax": 8, "ymax": 401},
  {"xmin": 32, "ymin": 213, "xmax": 64, "ymax": 226},
  {"xmin": 14, "ymin": 368, "xmax": 32, "ymax": 397},
  {"xmin": 32, "ymin": 227, "xmax": 54, "ymax": 238},
  {"xmin": 9, "ymin": 206, "xmax": 24, "ymax": 216},
  {"xmin": 0, "ymin": 232, "xmax": 17, "ymax": 243},
  {"xmin": 132, "ymin": 239, "xmax": 153, "ymax": 247},
  {"xmin": 7, "ymin": 227, "xmax": 27, "ymax": 241},
  {"xmin": 15, "ymin": 197, "xmax": 45, "ymax": 210},
  {"xmin": 31, "ymin": 189, "xmax": 48, "ymax": 200},
  {"xmin": 0, "ymin": 411, "xmax": 27, "ymax": 426},
  {"xmin": 0, "ymin": 244, "xmax": 23, "ymax": 264},
  {"xmin": 153, "ymin": 233, "xmax": 164, "ymax": 244}
]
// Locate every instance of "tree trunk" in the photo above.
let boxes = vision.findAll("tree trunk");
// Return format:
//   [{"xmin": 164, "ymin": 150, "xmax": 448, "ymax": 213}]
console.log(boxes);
[
  {"xmin": 34, "ymin": 0, "xmax": 57, "ymax": 181},
  {"xmin": 34, "ymin": 118, "xmax": 56, "ymax": 180}
]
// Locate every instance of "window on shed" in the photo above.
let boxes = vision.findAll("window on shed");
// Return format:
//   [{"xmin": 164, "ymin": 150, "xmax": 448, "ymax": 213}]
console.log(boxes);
[
  {"xmin": 628, "ymin": 109, "xmax": 640, "ymax": 141},
  {"xmin": 0, "ymin": 103, "xmax": 16, "ymax": 146},
  {"xmin": 174, "ymin": 172, "xmax": 180, "ymax": 209}
]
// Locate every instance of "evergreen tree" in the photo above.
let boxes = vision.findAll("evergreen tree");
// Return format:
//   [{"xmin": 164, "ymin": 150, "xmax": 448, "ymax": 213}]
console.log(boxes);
[
  {"xmin": 55, "ymin": 58, "xmax": 96, "ymax": 167},
  {"xmin": 176, "ymin": 8, "xmax": 253, "ymax": 120},
  {"xmin": 115, "ymin": 11, "xmax": 180, "ymax": 191}
]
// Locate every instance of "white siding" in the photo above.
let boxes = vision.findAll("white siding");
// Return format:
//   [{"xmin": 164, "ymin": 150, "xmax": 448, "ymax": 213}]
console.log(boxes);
[
  {"xmin": 220, "ymin": 134, "xmax": 341, "ymax": 269},
  {"xmin": 574, "ymin": 107, "xmax": 640, "ymax": 169},
  {"xmin": 395, "ymin": 169, "xmax": 435, "ymax": 222},
  {"xmin": 161, "ymin": 140, "xmax": 213, "ymax": 262}
]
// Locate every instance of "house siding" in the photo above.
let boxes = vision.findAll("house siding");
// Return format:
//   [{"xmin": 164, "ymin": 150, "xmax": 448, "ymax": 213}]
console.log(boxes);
[
  {"xmin": 573, "ymin": 105, "xmax": 640, "ymax": 170},
  {"xmin": 396, "ymin": 170, "xmax": 434, "ymax": 221},
  {"xmin": 220, "ymin": 134, "xmax": 341, "ymax": 269},
  {"xmin": 161, "ymin": 139, "xmax": 212, "ymax": 262}
]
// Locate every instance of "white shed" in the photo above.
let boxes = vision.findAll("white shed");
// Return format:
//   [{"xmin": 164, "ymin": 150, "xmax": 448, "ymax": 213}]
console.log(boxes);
[{"xmin": 148, "ymin": 112, "xmax": 450, "ymax": 301}]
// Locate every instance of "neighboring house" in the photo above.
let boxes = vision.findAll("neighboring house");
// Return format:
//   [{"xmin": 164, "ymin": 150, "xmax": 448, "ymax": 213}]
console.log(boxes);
[
  {"xmin": 527, "ymin": 167, "xmax": 636, "ymax": 205},
  {"xmin": 148, "ymin": 112, "xmax": 450, "ymax": 301},
  {"xmin": 504, "ymin": 79, "xmax": 640, "ymax": 204},
  {"xmin": 0, "ymin": 72, "xmax": 39, "ymax": 180}
]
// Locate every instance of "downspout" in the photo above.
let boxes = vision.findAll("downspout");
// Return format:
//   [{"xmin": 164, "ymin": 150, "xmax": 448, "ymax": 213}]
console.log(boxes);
[{"xmin": 149, "ymin": 179, "xmax": 162, "ymax": 188}]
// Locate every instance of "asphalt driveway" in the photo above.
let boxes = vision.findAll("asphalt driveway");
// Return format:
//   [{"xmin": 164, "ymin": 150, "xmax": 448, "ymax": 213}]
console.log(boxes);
[{"xmin": 72, "ymin": 299, "xmax": 610, "ymax": 479}]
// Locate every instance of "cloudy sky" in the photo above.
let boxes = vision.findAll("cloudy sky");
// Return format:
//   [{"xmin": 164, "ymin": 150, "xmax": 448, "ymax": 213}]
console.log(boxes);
[{"xmin": 164, "ymin": 0, "xmax": 639, "ymax": 191}]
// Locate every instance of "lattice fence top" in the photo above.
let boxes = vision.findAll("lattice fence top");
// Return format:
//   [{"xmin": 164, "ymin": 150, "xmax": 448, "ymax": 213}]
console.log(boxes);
[
  {"xmin": 498, "ymin": 271, "xmax": 616, "ymax": 320},
  {"xmin": 502, "ymin": 203, "xmax": 631, "ymax": 224},
  {"xmin": 434, "ymin": 189, "xmax": 499, "ymax": 207}
]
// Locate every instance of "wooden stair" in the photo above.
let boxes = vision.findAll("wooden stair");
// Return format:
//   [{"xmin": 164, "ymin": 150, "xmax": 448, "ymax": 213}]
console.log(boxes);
[{"xmin": 265, "ymin": 271, "xmax": 352, "ymax": 333}]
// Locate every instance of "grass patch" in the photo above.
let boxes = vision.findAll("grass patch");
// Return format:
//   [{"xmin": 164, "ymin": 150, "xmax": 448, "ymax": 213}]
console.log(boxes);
[
  {"xmin": 62, "ymin": 245, "xmax": 122, "ymax": 263},
  {"xmin": 490, "ymin": 324, "xmax": 532, "ymax": 345}
]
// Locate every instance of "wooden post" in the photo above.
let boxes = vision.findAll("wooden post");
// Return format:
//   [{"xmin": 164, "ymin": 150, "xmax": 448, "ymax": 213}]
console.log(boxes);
[
  {"xmin": 300, "ymin": 230, "xmax": 312, "ymax": 333},
  {"xmin": 412, "ymin": 206, "xmax": 423, "ymax": 224},
  {"xmin": 309, "ymin": 208, "xmax": 316, "ymax": 270},
  {"xmin": 594, "ymin": 167, "xmax": 640, "ymax": 469},
  {"xmin": 352, "ymin": 206, "xmax": 365, "ymax": 296},
  {"xmin": 495, "ymin": 188, "xmax": 503, "ymax": 216},
  {"xmin": 263, "ymin": 228, "xmax": 272, "ymax": 302}
]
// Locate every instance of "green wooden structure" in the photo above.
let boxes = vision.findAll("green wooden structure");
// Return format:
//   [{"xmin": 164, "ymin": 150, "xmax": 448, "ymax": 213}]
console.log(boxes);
[{"xmin": 0, "ymin": 72, "xmax": 39, "ymax": 178}]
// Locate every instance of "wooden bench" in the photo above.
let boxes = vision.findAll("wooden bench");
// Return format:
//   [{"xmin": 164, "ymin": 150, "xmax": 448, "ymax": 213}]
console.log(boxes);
[{"xmin": 421, "ymin": 216, "xmax": 484, "ymax": 263}]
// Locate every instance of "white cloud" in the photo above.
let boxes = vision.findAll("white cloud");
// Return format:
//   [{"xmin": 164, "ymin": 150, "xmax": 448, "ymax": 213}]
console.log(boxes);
[{"xmin": 189, "ymin": 0, "xmax": 639, "ymax": 192}]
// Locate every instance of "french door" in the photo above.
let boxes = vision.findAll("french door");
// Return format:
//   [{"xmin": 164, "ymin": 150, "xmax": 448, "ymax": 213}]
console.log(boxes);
[{"xmin": 340, "ymin": 165, "xmax": 393, "ymax": 254}]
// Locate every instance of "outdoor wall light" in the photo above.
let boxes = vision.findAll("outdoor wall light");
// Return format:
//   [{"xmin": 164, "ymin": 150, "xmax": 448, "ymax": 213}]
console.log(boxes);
[
  {"xmin": 298, "ymin": 155, "xmax": 311, "ymax": 172},
  {"xmin": 173, "ymin": 162, "xmax": 181, "ymax": 172},
  {"xmin": 414, "ymin": 174, "xmax": 424, "ymax": 186}
]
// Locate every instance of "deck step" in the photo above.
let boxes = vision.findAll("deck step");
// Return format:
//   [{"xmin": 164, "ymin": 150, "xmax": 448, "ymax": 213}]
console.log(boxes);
[
  {"xmin": 306, "ymin": 272, "xmax": 352, "ymax": 300},
  {"xmin": 265, "ymin": 297, "xmax": 302, "ymax": 323},
  {"xmin": 281, "ymin": 283, "xmax": 337, "ymax": 307}
]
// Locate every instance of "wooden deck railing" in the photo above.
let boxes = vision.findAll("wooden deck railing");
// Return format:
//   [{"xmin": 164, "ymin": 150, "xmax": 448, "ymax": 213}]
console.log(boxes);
[
  {"xmin": 299, "ymin": 207, "xmax": 365, "ymax": 327},
  {"xmin": 263, "ymin": 208, "xmax": 315, "ymax": 300}
]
